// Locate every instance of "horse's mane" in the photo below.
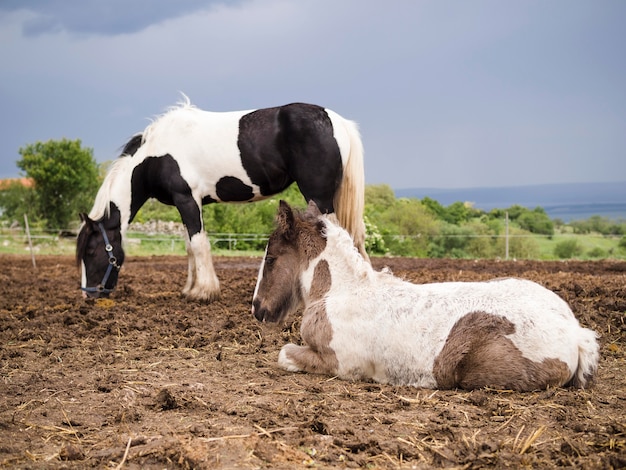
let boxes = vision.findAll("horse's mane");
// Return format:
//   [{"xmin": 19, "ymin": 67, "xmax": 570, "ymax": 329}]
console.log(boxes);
[
  {"xmin": 169, "ymin": 92, "xmax": 194, "ymax": 112},
  {"xmin": 142, "ymin": 92, "xmax": 196, "ymax": 142},
  {"xmin": 88, "ymin": 94, "xmax": 196, "ymax": 221},
  {"xmin": 88, "ymin": 157, "xmax": 129, "ymax": 220}
]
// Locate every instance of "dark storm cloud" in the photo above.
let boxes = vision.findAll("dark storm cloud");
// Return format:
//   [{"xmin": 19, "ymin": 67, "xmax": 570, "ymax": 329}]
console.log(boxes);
[{"xmin": 0, "ymin": 0, "xmax": 241, "ymax": 36}]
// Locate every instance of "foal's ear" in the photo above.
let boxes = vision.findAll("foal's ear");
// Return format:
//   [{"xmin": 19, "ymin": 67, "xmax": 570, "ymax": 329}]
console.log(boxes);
[
  {"xmin": 306, "ymin": 200, "xmax": 322, "ymax": 217},
  {"xmin": 277, "ymin": 200, "xmax": 296, "ymax": 240}
]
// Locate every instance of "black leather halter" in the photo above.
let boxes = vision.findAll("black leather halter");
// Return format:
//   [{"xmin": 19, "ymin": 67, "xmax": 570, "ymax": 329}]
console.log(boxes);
[{"xmin": 81, "ymin": 223, "xmax": 120, "ymax": 295}]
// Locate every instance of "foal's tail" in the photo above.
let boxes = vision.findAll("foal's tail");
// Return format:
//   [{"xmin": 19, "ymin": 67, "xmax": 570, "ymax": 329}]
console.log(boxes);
[
  {"xmin": 334, "ymin": 118, "xmax": 369, "ymax": 261},
  {"xmin": 571, "ymin": 327, "xmax": 600, "ymax": 388}
]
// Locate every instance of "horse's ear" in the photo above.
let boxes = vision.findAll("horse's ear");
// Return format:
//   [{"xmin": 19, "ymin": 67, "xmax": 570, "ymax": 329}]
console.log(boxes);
[
  {"xmin": 79, "ymin": 213, "xmax": 97, "ymax": 233},
  {"xmin": 277, "ymin": 200, "xmax": 296, "ymax": 241}
]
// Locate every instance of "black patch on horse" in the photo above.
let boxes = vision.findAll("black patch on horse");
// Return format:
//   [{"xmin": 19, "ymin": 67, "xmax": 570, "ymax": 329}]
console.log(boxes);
[
  {"xmin": 120, "ymin": 134, "xmax": 143, "ymax": 157},
  {"xmin": 216, "ymin": 176, "xmax": 254, "ymax": 201},
  {"xmin": 237, "ymin": 103, "xmax": 343, "ymax": 213},
  {"xmin": 130, "ymin": 155, "xmax": 202, "ymax": 236}
]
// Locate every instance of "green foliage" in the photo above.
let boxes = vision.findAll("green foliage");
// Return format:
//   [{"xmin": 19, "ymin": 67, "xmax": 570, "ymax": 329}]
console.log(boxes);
[
  {"xmin": 0, "ymin": 181, "xmax": 37, "ymax": 223},
  {"xmin": 366, "ymin": 197, "xmax": 436, "ymax": 257},
  {"xmin": 428, "ymin": 223, "xmax": 474, "ymax": 258},
  {"xmin": 587, "ymin": 247, "xmax": 607, "ymax": 259},
  {"xmin": 363, "ymin": 216, "xmax": 387, "ymax": 254},
  {"xmin": 494, "ymin": 227, "xmax": 540, "ymax": 259},
  {"xmin": 570, "ymin": 216, "xmax": 625, "ymax": 235},
  {"xmin": 11, "ymin": 139, "xmax": 100, "ymax": 229},
  {"xmin": 421, "ymin": 197, "xmax": 478, "ymax": 224},
  {"xmin": 364, "ymin": 184, "xmax": 396, "ymax": 208},
  {"xmin": 517, "ymin": 207, "xmax": 554, "ymax": 235},
  {"xmin": 554, "ymin": 239, "xmax": 583, "ymax": 259}
]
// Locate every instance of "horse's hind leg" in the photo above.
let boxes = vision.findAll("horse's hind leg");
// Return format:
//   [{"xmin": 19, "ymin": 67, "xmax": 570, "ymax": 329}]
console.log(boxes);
[{"xmin": 181, "ymin": 231, "xmax": 220, "ymax": 301}]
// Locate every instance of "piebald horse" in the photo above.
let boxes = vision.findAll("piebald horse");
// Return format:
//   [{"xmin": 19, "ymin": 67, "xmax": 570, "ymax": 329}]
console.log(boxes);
[
  {"xmin": 252, "ymin": 201, "xmax": 600, "ymax": 391},
  {"xmin": 77, "ymin": 98, "xmax": 366, "ymax": 300}
]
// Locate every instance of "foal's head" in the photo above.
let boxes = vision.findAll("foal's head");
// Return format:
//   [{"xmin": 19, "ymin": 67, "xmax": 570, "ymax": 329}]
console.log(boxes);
[
  {"xmin": 252, "ymin": 200, "xmax": 328, "ymax": 323},
  {"xmin": 76, "ymin": 204, "xmax": 124, "ymax": 298}
]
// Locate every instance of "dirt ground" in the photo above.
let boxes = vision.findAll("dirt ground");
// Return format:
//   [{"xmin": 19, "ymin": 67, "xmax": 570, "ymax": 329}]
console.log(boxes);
[{"xmin": 1, "ymin": 254, "xmax": 625, "ymax": 469}]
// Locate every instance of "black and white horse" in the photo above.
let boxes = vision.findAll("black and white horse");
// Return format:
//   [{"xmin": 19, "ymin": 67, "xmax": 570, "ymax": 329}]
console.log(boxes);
[
  {"xmin": 252, "ymin": 201, "xmax": 600, "ymax": 391},
  {"xmin": 77, "ymin": 97, "xmax": 367, "ymax": 300}
]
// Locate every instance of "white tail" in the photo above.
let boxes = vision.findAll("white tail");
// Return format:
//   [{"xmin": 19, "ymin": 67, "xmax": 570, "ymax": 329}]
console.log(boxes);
[
  {"xmin": 572, "ymin": 328, "xmax": 600, "ymax": 388},
  {"xmin": 333, "ymin": 118, "xmax": 368, "ymax": 261}
]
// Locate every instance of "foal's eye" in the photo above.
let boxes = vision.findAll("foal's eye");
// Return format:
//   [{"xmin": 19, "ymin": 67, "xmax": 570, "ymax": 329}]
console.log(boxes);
[{"xmin": 265, "ymin": 256, "xmax": 275, "ymax": 267}]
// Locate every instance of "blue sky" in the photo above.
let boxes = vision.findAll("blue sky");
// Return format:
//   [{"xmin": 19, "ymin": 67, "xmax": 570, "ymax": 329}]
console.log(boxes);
[{"xmin": 1, "ymin": 0, "xmax": 624, "ymax": 189}]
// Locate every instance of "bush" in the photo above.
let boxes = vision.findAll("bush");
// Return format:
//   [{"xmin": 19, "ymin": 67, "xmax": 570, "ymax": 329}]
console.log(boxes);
[
  {"xmin": 587, "ymin": 247, "xmax": 607, "ymax": 259},
  {"xmin": 554, "ymin": 239, "xmax": 583, "ymax": 259},
  {"xmin": 364, "ymin": 216, "xmax": 387, "ymax": 255}
]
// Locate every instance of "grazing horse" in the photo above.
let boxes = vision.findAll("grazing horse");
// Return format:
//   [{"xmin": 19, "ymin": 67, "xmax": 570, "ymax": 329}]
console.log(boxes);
[
  {"xmin": 77, "ymin": 97, "xmax": 367, "ymax": 300},
  {"xmin": 252, "ymin": 201, "xmax": 600, "ymax": 391}
]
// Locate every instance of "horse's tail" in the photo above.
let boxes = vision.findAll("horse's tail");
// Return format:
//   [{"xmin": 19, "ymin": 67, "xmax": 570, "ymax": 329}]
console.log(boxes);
[
  {"xmin": 570, "ymin": 327, "xmax": 600, "ymax": 388},
  {"xmin": 334, "ymin": 118, "xmax": 369, "ymax": 261}
]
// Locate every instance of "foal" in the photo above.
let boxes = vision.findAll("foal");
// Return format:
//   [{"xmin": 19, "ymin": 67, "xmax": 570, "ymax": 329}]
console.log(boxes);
[{"xmin": 252, "ymin": 201, "xmax": 600, "ymax": 391}]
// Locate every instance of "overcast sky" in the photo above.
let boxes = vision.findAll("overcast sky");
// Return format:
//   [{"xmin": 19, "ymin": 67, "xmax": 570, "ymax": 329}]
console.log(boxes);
[{"xmin": 1, "ymin": 0, "xmax": 624, "ymax": 189}]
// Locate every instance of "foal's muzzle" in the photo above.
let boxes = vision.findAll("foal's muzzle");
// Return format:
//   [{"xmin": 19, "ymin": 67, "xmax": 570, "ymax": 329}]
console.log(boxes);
[{"xmin": 252, "ymin": 298, "xmax": 283, "ymax": 323}]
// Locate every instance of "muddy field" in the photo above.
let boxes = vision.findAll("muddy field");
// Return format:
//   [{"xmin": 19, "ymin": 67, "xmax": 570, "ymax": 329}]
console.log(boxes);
[{"xmin": 0, "ymin": 254, "xmax": 625, "ymax": 469}]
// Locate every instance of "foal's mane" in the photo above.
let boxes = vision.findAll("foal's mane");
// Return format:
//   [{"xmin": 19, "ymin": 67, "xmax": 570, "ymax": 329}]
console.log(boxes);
[{"xmin": 321, "ymin": 215, "xmax": 373, "ymax": 278}]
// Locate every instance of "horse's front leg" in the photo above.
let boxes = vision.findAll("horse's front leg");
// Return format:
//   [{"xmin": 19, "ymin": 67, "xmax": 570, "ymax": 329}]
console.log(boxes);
[
  {"xmin": 278, "ymin": 343, "xmax": 338, "ymax": 377},
  {"xmin": 177, "ymin": 196, "xmax": 220, "ymax": 302}
]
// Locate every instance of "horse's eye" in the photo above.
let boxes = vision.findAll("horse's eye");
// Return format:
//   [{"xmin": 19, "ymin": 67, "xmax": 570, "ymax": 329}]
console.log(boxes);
[{"xmin": 265, "ymin": 256, "xmax": 275, "ymax": 267}]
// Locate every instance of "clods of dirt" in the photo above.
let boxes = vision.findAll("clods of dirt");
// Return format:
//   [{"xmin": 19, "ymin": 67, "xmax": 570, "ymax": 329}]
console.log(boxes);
[{"xmin": 0, "ymin": 255, "xmax": 624, "ymax": 468}]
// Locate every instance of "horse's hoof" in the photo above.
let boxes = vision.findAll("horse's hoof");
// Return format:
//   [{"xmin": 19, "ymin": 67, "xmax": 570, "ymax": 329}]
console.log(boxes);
[
  {"xmin": 278, "ymin": 346, "xmax": 302, "ymax": 372},
  {"xmin": 182, "ymin": 289, "xmax": 221, "ymax": 303}
]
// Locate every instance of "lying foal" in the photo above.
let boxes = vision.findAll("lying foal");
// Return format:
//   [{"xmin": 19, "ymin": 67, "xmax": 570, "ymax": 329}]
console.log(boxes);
[{"xmin": 252, "ymin": 201, "xmax": 600, "ymax": 391}]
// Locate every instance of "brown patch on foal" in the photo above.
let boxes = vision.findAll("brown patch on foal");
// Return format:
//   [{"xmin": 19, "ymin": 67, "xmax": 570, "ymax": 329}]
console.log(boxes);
[
  {"xmin": 294, "ymin": 260, "xmax": 339, "ymax": 374},
  {"xmin": 433, "ymin": 311, "xmax": 571, "ymax": 391}
]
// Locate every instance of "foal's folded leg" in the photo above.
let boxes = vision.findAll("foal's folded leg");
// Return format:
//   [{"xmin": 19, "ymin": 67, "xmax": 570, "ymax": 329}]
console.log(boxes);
[{"xmin": 278, "ymin": 344, "xmax": 337, "ymax": 376}]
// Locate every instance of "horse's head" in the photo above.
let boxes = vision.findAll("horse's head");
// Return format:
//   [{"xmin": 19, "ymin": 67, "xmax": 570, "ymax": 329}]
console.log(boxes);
[
  {"xmin": 76, "ymin": 205, "xmax": 124, "ymax": 298},
  {"xmin": 252, "ymin": 200, "xmax": 329, "ymax": 323}
]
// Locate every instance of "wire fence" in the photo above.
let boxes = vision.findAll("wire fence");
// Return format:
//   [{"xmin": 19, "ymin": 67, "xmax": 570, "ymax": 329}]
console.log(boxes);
[{"xmin": 2, "ymin": 224, "xmax": 625, "ymax": 261}]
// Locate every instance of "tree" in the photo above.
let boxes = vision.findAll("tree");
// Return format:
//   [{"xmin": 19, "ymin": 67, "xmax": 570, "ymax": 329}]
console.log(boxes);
[
  {"xmin": 517, "ymin": 207, "xmax": 554, "ymax": 236},
  {"xmin": 0, "ymin": 180, "xmax": 36, "ymax": 223},
  {"xmin": 365, "ymin": 184, "xmax": 396, "ymax": 208},
  {"xmin": 16, "ymin": 139, "xmax": 100, "ymax": 229}
]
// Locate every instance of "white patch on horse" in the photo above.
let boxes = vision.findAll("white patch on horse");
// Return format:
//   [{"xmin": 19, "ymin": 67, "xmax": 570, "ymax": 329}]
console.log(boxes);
[{"xmin": 140, "ymin": 105, "xmax": 263, "ymax": 203}]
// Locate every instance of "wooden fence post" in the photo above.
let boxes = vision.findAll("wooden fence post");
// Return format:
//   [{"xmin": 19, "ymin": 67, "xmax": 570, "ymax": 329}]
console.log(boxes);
[{"xmin": 24, "ymin": 214, "xmax": 37, "ymax": 269}]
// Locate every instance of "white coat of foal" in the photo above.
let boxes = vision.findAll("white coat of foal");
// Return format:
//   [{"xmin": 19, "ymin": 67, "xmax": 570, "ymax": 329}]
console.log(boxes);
[{"xmin": 252, "ymin": 201, "xmax": 600, "ymax": 391}]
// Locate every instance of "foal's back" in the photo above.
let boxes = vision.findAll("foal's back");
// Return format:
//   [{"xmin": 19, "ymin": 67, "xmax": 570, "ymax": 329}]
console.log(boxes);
[{"xmin": 327, "ymin": 275, "xmax": 598, "ymax": 390}]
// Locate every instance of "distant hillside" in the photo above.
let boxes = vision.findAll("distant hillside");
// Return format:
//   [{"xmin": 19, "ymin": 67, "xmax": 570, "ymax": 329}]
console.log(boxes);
[{"xmin": 395, "ymin": 181, "xmax": 626, "ymax": 221}]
